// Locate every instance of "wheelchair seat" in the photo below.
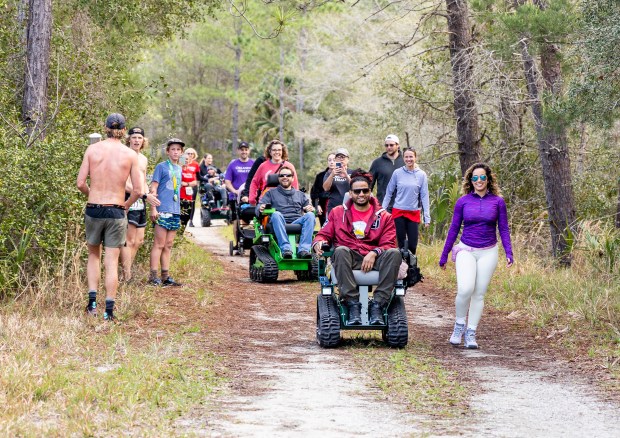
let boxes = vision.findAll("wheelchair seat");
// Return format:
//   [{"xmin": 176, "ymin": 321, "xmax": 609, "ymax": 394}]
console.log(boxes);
[
  {"xmin": 265, "ymin": 222, "xmax": 303, "ymax": 235},
  {"xmin": 330, "ymin": 269, "xmax": 380, "ymax": 286}
]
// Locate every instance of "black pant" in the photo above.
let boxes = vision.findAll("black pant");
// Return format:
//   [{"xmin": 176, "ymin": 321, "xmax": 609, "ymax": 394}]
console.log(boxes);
[
  {"xmin": 180, "ymin": 199, "xmax": 193, "ymax": 226},
  {"xmin": 394, "ymin": 217, "xmax": 419, "ymax": 255}
]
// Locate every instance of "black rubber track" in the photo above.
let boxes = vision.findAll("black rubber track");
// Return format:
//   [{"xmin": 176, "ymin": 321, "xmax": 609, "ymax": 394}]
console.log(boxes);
[
  {"xmin": 383, "ymin": 296, "xmax": 408, "ymax": 348},
  {"xmin": 201, "ymin": 208, "xmax": 212, "ymax": 227},
  {"xmin": 316, "ymin": 295, "xmax": 341, "ymax": 348},
  {"xmin": 249, "ymin": 245, "xmax": 279, "ymax": 283},
  {"xmin": 294, "ymin": 257, "xmax": 319, "ymax": 281}
]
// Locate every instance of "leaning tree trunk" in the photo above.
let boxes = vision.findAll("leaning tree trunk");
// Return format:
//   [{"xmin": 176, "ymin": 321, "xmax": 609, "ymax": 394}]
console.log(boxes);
[
  {"xmin": 445, "ymin": 0, "xmax": 482, "ymax": 175},
  {"xmin": 22, "ymin": 0, "xmax": 52, "ymax": 141},
  {"xmin": 520, "ymin": 38, "xmax": 576, "ymax": 266},
  {"xmin": 231, "ymin": 18, "xmax": 242, "ymax": 155}
]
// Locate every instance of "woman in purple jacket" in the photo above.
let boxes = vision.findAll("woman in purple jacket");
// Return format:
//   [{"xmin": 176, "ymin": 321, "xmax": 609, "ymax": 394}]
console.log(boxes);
[{"xmin": 439, "ymin": 163, "xmax": 514, "ymax": 349}]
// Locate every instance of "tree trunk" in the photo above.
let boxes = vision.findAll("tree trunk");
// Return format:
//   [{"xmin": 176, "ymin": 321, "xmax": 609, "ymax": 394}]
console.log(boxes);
[
  {"xmin": 22, "ymin": 0, "xmax": 52, "ymax": 141},
  {"xmin": 520, "ymin": 38, "xmax": 576, "ymax": 265},
  {"xmin": 445, "ymin": 0, "xmax": 482, "ymax": 175},
  {"xmin": 296, "ymin": 21, "xmax": 308, "ymax": 172},
  {"xmin": 279, "ymin": 46, "xmax": 285, "ymax": 141},
  {"xmin": 231, "ymin": 19, "xmax": 242, "ymax": 156}
]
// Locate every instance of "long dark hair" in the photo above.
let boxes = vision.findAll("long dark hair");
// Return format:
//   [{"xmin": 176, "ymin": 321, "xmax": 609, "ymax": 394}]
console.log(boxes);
[{"xmin": 462, "ymin": 162, "xmax": 501, "ymax": 196}]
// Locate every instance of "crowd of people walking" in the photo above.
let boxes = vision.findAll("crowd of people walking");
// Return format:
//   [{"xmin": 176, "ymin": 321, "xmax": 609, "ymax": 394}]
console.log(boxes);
[{"xmin": 78, "ymin": 114, "xmax": 513, "ymax": 348}]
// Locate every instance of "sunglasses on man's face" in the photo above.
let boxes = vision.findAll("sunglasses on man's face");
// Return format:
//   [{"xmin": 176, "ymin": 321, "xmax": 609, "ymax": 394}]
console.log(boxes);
[
  {"xmin": 471, "ymin": 175, "xmax": 487, "ymax": 182},
  {"xmin": 385, "ymin": 143, "xmax": 397, "ymax": 147},
  {"xmin": 352, "ymin": 188, "xmax": 370, "ymax": 194},
  {"xmin": 278, "ymin": 173, "xmax": 293, "ymax": 178}
]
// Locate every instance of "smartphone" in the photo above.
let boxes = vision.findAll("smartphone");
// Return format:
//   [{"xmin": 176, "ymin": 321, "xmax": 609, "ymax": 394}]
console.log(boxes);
[{"xmin": 336, "ymin": 162, "xmax": 342, "ymax": 168}]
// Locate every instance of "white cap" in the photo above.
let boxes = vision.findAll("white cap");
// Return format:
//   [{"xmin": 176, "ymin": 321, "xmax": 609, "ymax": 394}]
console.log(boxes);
[{"xmin": 385, "ymin": 134, "xmax": 399, "ymax": 144}]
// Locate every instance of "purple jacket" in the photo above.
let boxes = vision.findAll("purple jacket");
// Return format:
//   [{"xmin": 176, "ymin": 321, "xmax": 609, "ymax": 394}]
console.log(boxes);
[{"xmin": 439, "ymin": 192, "xmax": 513, "ymax": 266}]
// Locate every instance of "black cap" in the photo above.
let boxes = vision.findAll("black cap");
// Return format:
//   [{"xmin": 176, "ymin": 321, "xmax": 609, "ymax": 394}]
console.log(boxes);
[
  {"xmin": 128, "ymin": 127, "xmax": 145, "ymax": 136},
  {"xmin": 238, "ymin": 141, "xmax": 249, "ymax": 149},
  {"xmin": 166, "ymin": 137, "xmax": 185, "ymax": 147},
  {"xmin": 105, "ymin": 113, "xmax": 126, "ymax": 129}
]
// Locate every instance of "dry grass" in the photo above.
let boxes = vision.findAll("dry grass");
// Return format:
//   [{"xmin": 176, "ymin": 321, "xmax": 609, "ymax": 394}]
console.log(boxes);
[{"xmin": 0, "ymin": 241, "xmax": 225, "ymax": 435}]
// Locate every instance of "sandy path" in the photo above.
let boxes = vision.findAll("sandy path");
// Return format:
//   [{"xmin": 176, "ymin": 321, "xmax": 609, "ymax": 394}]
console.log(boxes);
[{"xmin": 186, "ymin": 219, "xmax": 620, "ymax": 437}]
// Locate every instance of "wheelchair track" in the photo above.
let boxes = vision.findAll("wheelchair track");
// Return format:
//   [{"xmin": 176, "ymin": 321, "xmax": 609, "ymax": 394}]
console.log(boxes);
[{"xmin": 186, "ymin": 220, "xmax": 620, "ymax": 437}]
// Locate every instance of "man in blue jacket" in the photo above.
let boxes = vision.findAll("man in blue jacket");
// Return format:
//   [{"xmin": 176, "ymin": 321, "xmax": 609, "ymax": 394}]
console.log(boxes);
[{"xmin": 257, "ymin": 165, "xmax": 316, "ymax": 259}]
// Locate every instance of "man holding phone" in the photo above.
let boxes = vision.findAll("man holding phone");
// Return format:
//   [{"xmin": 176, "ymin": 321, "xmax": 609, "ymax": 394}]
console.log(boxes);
[{"xmin": 322, "ymin": 148, "xmax": 353, "ymax": 216}]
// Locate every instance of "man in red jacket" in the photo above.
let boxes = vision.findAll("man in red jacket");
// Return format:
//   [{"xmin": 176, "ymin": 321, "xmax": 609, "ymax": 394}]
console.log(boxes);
[{"xmin": 312, "ymin": 169, "xmax": 401, "ymax": 325}]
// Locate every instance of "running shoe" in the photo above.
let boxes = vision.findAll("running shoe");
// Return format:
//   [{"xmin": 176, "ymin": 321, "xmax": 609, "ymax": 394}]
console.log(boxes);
[
  {"xmin": 464, "ymin": 328, "xmax": 478, "ymax": 349},
  {"xmin": 85, "ymin": 302, "xmax": 97, "ymax": 316},
  {"xmin": 103, "ymin": 312, "xmax": 116, "ymax": 322},
  {"xmin": 449, "ymin": 322, "xmax": 465, "ymax": 346},
  {"xmin": 148, "ymin": 277, "xmax": 163, "ymax": 287},
  {"xmin": 162, "ymin": 277, "xmax": 182, "ymax": 287}
]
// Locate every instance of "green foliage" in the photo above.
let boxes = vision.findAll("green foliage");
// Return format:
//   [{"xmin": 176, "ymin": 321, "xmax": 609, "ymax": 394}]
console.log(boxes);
[
  {"xmin": 0, "ymin": 124, "xmax": 85, "ymax": 296},
  {"xmin": 426, "ymin": 168, "xmax": 460, "ymax": 242},
  {"xmin": 565, "ymin": 0, "xmax": 620, "ymax": 126}
]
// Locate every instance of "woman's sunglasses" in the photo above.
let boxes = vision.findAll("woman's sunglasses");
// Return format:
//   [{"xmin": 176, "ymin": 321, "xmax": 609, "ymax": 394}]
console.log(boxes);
[
  {"xmin": 471, "ymin": 175, "xmax": 487, "ymax": 182},
  {"xmin": 351, "ymin": 188, "xmax": 371, "ymax": 194}
]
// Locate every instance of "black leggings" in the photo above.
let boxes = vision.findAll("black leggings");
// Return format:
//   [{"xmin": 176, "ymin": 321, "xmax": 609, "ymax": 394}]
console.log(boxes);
[{"xmin": 394, "ymin": 217, "xmax": 419, "ymax": 255}]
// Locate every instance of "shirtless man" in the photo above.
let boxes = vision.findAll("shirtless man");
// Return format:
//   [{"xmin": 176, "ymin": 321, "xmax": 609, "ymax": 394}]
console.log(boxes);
[
  {"xmin": 119, "ymin": 127, "xmax": 160, "ymax": 282},
  {"xmin": 77, "ymin": 113, "xmax": 144, "ymax": 321}
]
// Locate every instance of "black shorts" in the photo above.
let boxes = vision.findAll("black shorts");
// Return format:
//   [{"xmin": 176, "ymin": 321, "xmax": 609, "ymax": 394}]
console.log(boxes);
[{"xmin": 127, "ymin": 208, "xmax": 147, "ymax": 228}]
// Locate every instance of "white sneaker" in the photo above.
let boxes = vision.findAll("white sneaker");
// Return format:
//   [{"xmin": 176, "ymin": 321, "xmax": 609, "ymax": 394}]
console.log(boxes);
[
  {"xmin": 464, "ymin": 328, "xmax": 478, "ymax": 349},
  {"xmin": 449, "ymin": 322, "xmax": 466, "ymax": 346}
]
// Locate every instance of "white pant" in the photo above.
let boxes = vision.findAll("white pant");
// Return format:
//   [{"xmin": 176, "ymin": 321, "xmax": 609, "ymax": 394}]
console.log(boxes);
[{"xmin": 454, "ymin": 244, "xmax": 498, "ymax": 330}]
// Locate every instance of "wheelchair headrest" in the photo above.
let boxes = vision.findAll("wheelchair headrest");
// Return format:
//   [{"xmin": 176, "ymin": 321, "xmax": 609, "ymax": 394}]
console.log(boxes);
[{"xmin": 266, "ymin": 173, "xmax": 280, "ymax": 188}]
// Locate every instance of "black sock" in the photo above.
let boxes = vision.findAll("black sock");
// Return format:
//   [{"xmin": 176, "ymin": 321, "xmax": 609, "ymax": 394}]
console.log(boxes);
[
  {"xmin": 161, "ymin": 270, "xmax": 169, "ymax": 280},
  {"xmin": 105, "ymin": 299, "xmax": 115, "ymax": 316},
  {"xmin": 149, "ymin": 269, "xmax": 159, "ymax": 280},
  {"xmin": 88, "ymin": 290, "xmax": 97, "ymax": 308}
]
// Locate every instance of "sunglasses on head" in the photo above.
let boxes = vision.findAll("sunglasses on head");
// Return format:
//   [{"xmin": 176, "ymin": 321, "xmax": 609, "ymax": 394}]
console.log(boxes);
[
  {"xmin": 352, "ymin": 188, "xmax": 370, "ymax": 194},
  {"xmin": 278, "ymin": 173, "xmax": 293, "ymax": 178},
  {"xmin": 471, "ymin": 175, "xmax": 487, "ymax": 182}
]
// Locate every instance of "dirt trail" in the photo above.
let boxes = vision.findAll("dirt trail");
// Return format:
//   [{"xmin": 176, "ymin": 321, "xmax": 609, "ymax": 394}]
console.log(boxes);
[{"xmin": 187, "ymin": 219, "xmax": 620, "ymax": 437}]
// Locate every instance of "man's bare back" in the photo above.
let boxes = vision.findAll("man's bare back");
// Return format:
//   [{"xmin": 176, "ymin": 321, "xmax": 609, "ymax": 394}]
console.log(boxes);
[
  {"xmin": 125, "ymin": 153, "xmax": 148, "ymax": 194},
  {"xmin": 77, "ymin": 138, "xmax": 141, "ymax": 206}
]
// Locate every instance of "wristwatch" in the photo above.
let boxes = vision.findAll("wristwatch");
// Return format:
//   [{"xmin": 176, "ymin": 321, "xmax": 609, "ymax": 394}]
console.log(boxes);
[{"xmin": 142, "ymin": 193, "xmax": 148, "ymax": 201}]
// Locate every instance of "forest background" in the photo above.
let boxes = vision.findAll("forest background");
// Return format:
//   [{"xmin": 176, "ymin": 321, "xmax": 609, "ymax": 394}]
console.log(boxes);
[{"xmin": 0, "ymin": 1, "xmax": 619, "ymax": 368}]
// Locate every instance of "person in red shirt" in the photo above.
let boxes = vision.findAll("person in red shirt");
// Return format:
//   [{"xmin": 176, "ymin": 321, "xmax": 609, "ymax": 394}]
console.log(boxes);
[
  {"xmin": 248, "ymin": 140, "xmax": 299, "ymax": 204},
  {"xmin": 312, "ymin": 169, "xmax": 400, "ymax": 326},
  {"xmin": 180, "ymin": 148, "xmax": 200, "ymax": 228}
]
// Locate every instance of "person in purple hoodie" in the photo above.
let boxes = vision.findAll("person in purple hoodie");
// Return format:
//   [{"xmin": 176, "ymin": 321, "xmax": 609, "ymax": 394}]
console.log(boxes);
[{"xmin": 439, "ymin": 163, "xmax": 514, "ymax": 349}]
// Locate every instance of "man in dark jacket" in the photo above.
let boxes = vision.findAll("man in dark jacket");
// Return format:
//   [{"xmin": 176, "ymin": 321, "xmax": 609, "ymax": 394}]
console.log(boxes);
[
  {"xmin": 369, "ymin": 134, "xmax": 405, "ymax": 211},
  {"xmin": 257, "ymin": 165, "xmax": 316, "ymax": 259},
  {"xmin": 312, "ymin": 170, "xmax": 400, "ymax": 326}
]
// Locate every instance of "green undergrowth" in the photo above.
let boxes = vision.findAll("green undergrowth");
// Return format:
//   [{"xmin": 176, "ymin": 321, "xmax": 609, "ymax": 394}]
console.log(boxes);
[
  {"xmin": 419, "ymin": 236, "xmax": 620, "ymax": 386},
  {"xmin": 0, "ymin": 241, "xmax": 226, "ymax": 435}
]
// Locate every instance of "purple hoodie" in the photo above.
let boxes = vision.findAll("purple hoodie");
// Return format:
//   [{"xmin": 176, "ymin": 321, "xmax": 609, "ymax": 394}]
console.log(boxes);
[{"xmin": 439, "ymin": 192, "xmax": 513, "ymax": 266}]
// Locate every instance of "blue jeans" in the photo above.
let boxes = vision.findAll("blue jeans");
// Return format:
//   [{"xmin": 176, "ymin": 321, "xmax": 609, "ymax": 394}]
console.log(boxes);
[{"xmin": 270, "ymin": 211, "xmax": 315, "ymax": 253}]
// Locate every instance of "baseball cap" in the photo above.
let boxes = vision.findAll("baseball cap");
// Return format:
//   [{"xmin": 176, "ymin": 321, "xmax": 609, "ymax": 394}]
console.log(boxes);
[
  {"xmin": 128, "ymin": 127, "xmax": 145, "ymax": 136},
  {"xmin": 166, "ymin": 138, "xmax": 185, "ymax": 147},
  {"xmin": 385, "ymin": 134, "xmax": 399, "ymax": 144},
  {"xmin": 238, "ymin": 141, "xmax": 250, "ymax": 149},
  {"xmin": 105, "ymin": 113, "xmax": 126, "ymax": 129},
  {"xmin": 335, "ymin": 148, "xmax": 349, "ymax": 157}
]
